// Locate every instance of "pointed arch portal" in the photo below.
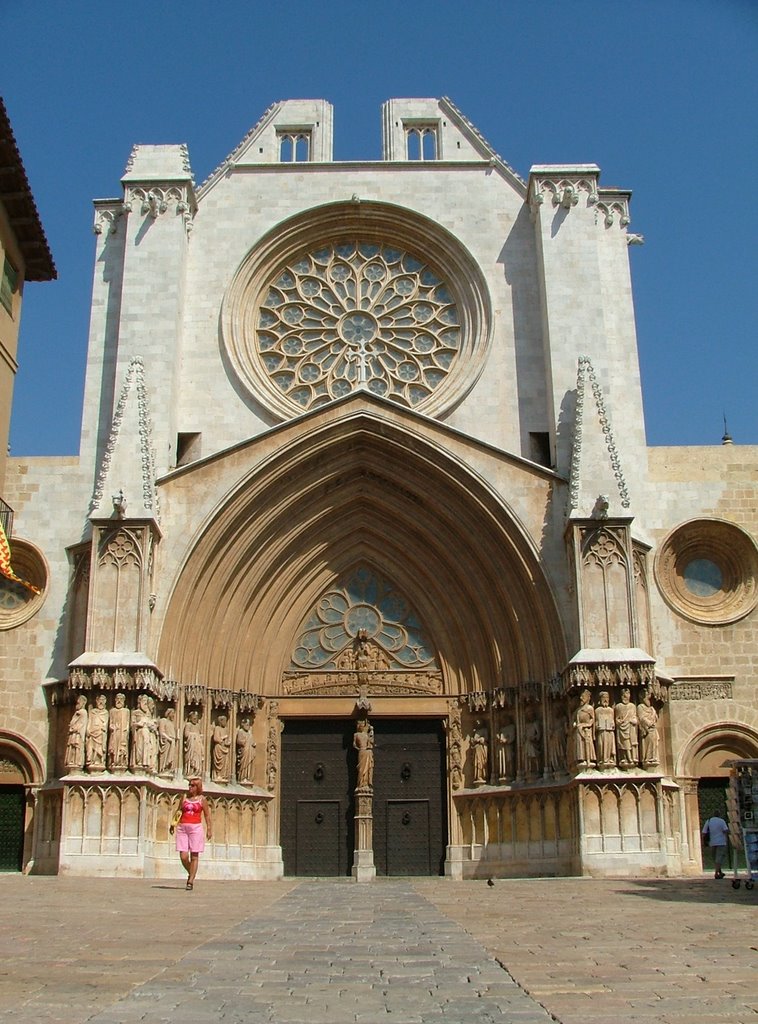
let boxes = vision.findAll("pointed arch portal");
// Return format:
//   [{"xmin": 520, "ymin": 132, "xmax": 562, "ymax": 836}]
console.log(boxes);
[{"xmin": 158, "ymin": 412, "xmax": 566, "ymax": 696}]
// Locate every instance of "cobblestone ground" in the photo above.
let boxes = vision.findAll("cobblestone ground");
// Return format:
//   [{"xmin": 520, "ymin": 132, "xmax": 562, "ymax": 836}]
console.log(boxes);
[{"xmin": 0, "ymin": 874, "xmax": 755, "ymax": 1023}]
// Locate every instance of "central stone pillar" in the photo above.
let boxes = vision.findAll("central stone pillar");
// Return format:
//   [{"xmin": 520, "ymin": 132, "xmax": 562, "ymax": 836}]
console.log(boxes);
[
  {"xmin": 352, "ymin": 787, "xmax": 375, "ymax": 882},
  {"xmin": 352, "ymin": 711, "xmax": 376, "ymax": 881}
]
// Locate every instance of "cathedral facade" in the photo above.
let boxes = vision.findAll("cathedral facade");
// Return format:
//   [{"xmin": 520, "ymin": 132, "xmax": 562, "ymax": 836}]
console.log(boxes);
[{"xmin": 2, "ymin": 98, "xmax": 757, "ymax": 879}]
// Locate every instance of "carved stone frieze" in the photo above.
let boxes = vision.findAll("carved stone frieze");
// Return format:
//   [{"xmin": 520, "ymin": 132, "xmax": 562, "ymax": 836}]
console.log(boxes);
[
  {"xmin": 281, "ymin": 670, "xmax": 443, "ymax": 696},
  {"xmin": 564, "ymin": 660, "xmax": 656, "ymax": 693},
  {"xmin": 122, "ymin": 183, "xmax": 196, "ymax": 233},
  {"xmin": 669, "ymin": 679, "xmax": 734, "ymax": 701},
  {"xmin": 93, "ymin": 203, "xmax": 123, "ymax": 236}
]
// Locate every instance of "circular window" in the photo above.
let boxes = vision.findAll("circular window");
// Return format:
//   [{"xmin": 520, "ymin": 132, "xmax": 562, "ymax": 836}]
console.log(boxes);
[
  {"xmin": 256, "ymin": 241, "xmax": 461, "ymax": 411},
  {"xmin": 222, "ymin": 201, "xmax": 492, "ymax": 420},
  {"xmin": 0, "ymin": 537, "xmax": 48, "ymax": 630},
  {"xmin": 654, "ymin": 519, "xmax": 758, "ymax": 625}
]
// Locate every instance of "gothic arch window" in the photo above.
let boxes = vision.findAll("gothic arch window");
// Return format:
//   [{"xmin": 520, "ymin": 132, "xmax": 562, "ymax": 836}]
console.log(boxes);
[
  {"xmin": 291, "ymin": 566, "xmax": 437, "ymax": 671},
  {"xmin": 278, "ymin": 130, "xmax": 311, "ymax": 163},
  {"xmin": 405, "ymin": 123, "xmax": 439, "ymax": 161}
]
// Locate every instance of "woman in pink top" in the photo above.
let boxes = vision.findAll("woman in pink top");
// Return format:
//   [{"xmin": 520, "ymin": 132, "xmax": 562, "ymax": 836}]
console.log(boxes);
[{"xmin": 174, "ymin": 777, "xmax": 212, "ymax": 890}]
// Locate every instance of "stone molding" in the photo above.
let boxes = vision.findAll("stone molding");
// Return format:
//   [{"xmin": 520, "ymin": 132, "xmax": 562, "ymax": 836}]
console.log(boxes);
[
  {"xmin": 281, "ymin": 670, "xmax": 444, "ymax": 696},
  {"xmin": 122, "ymin": 183, "xmax": 196, "ymax": 234}
]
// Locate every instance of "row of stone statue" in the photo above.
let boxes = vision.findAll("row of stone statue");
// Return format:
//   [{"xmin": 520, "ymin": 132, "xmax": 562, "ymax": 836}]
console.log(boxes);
[
  {"xmin": 468, "ymin": 687, "xmax": 659, "ymax": 785},
  {"xmin": 63, "ymin": 693, "xmax": 258, "ymax": 784},
  {"xmin": 572, "ymin": 687, "xmax": 659, "ymax": 770}
]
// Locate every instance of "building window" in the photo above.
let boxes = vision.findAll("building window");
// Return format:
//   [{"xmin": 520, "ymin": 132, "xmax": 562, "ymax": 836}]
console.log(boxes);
[
  {"xmin": 405, "ymin": 123, "xmax": 439, "ymax": 161},
  {"xmin": 254, "ymin": 240, "xmax": 461, "ymax": 412},
  {"xmin": 278, "ymin": 131, "xmax": 311, "ymax": 163},
  {"xmin": 1, "ymin": 257, "xmax": 18, "ymax": 314},
  {"xmin": 654, "ymin": 518, "xmax": 758, "ymax": 625}
]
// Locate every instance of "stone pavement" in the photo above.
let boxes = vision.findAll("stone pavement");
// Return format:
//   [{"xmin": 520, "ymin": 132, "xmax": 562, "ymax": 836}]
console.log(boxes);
[{"xmin": 0, "ymin": 874, "xmax": 755, "ymax": 1024}]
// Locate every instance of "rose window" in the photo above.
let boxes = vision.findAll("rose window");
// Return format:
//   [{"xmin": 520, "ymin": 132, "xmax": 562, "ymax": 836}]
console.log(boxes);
[{"xmin": 256, "ymin": 242, "xmax": 462, "ymax": 411}]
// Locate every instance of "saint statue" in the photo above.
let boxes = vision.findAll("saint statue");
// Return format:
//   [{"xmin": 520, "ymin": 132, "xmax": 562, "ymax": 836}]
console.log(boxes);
[
  {"xmin": 353, "ymin": 718, "xmax": 374, "ymax": 790},
  {"xmin": 183, "ymin": 709, "xmax": 204, "ymax": 777},
  {"xmin": 614, "ymin": 688, "xmax": 639, "ymax": 768},
  {"xmin": 496, "ymin": 719, "xmax": 516, "ymax": 782},
  {"xmin": 107, "ymin": 693, "xmax": 130, "ymax": 771},
  {"xmin": 637, "ymin": 690, "xmax": 659, "ymax": 767},
  {"xmin": 595, "ymin": 691, "xmax": 616, "ymax": 769},
  {"xmin": 85, "ymin": 694, "xmax": 108, "ymax": 771},
  {"xmin": 64, "ymin": 695, "xmax": 88, "ymax": 771},
  {"xmin": 573, "ymin": 689, "xmax": 596, "ymax": 767},
  {"xmin": 471, "ymin": 721, "xmax": 488, "ymax": 786},
  {"xmin": 211, "ymin": 714, "xmax": 232, "ymax": 783},
  {"xmin": 235, "ymin": 718, "xmax": 256, "ymax": 784},
  {"xmin": 158, "ymin": 707, "xmax": 178, "ymax": 775}
]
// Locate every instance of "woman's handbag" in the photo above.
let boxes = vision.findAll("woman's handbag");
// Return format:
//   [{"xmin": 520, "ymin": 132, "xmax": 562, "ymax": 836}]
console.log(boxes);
[{"xmin": 169, "ymin": 805, "xmax": 182, "ymax": 835}]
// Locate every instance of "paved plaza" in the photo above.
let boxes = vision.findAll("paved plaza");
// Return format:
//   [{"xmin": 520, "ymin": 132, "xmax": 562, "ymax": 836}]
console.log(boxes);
[{"xmin": 0, "ymin": 873, "xmax": 755, "ymax": 1024}]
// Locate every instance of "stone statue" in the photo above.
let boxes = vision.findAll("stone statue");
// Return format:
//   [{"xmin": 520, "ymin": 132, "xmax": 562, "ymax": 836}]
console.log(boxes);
[
  {"xmin": 235, "ymin": 717, "xmax": 256, "ymax": 784},
  {"xmin": 211, "ymin": 714, "xmax": 232, "ymax": 783},
  {"xmin": 131, "ymin": 693, "xmax": 158, "ymax": 773},
  {"xmin": 595, "ymin": 691, "xmax": 616, "ymax": 769},
  {"xmin": 107, "ymin": 692, "xmax": 130, "ymax": 771},
  {"xmin": 353, "ymin": 718, "xmax": 374, "ymax": 790},
  {"xmin": 547, "ymin": 705, "xmax": 568, "ymax": 776},
  {"xmin": 524, "ymin": 715, "xmax": 541, "ymax": 777},
  {"xmin": 183, "ymin": 709, "xmax": 204, "ymax": 777},
  {"xmin": 85, "ymin": 694, "xmax": 108, "ymax": 771},
  {"xmin": 471, "ymin": 721, "xmax": 488, "ymax": 786},
  {"xmin": 496, "ymin": 718, "xmax": 516, "ymax": 782},
  {"xmin": 614, "ymin": 688, "xmax": 639, "ymax": 768},
  {"xmin": 64, "ymin": 694, "xmax": 88, "ymax": 770},
  {"xmin": 158, "ymin": 707, "xmax": 178, "ymax": 775},
  {"xmin": 573, "ymin": 689, "xmax": 596, "ymax": 767},
  {"xmin": 637, "ymin": 690, "xmax": 659, "ymax": 768}
]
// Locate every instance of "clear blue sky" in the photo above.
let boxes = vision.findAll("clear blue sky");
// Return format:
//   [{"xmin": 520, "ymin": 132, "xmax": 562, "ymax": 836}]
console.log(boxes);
[{"xmin": 4, "ymin": 0, "xmax": 757, "ymax": 455}]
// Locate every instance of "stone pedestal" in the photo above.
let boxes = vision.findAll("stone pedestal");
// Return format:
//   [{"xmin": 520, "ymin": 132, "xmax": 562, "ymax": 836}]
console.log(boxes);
[{"xmin": 352, "ymin": 787, "xmax": 375, "ymax": 882}]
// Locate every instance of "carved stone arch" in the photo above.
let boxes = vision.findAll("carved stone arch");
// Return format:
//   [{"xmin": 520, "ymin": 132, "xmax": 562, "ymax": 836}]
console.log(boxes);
[
  {"xmin": 0, "ymin": 730, "xmax": 45, "ymax": 785},
  {"xmin": 157, "ymin": 406, "xmax": 567, "ymax": 697},
  {"xmin": 676, "ymin": 720, "xmax": 758, "ymax": 779}
]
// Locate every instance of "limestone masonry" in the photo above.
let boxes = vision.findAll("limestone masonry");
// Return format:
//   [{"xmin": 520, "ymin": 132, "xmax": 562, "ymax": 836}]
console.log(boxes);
[{"xmin": 1, "ymin": 98, "xmax": 756, "ymax": 878}]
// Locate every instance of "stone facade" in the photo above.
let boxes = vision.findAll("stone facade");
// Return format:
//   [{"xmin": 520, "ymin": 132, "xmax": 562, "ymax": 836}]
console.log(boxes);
[{"xmin": 1, "ymin": 98, "xmax": 756, "ymax": 879}]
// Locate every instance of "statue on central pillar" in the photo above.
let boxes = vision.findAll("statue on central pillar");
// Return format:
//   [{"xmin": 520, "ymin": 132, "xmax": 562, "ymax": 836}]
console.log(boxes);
[
  {"xmin": 352, "ymin": 713, "xmax": 376, "ymax": 882},
  {"xmin": 353, "ymin": 718, "xmax": 375, "ymax": 790}
]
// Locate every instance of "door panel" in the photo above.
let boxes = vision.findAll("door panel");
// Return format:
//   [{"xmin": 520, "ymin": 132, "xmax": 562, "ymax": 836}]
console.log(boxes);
[
  {"xmin": 373, "ymin": 719, "xmax": 446, "ymax": 876},
  {"xmin": 0, "ymin": 786, "xmax": 24, "ymax": 872},
  {"xmin": 387, "ymin": 799, "xmax": 431, "ymax": 875},
  {"xmin": 280, "ymin": 720, "xmax": 356, "ymax": 876}
]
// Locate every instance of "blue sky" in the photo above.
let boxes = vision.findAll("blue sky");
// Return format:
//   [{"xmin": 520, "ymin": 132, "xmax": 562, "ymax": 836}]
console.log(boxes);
[{"xmin": 4, "ymin": 0, "xmax": 757, "ymax": 455}]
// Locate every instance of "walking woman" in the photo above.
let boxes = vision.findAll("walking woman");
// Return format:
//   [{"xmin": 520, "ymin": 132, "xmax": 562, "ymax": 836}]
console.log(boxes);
[{"xmin": 174, "ymin": 777, "xmax": 212, "ymax": 890}]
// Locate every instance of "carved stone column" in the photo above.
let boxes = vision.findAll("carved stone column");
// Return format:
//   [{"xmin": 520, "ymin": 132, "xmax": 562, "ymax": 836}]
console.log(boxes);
[{"xmin": 352, "ymin": 714, "xmax": 375, "ymax": 882}]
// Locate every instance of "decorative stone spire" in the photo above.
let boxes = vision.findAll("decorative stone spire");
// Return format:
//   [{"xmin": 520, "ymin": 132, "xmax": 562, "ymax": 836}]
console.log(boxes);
[{"xmin": 89, "ymin": 358, "xmax": 159, "ymax": 522}]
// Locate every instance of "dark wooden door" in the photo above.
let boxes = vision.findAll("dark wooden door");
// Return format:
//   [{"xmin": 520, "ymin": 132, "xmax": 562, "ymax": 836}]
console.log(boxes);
[
  {"xmin": 373, "ymin": 719, "xmax": 446, "ymax": 876},
  {"xmin": 0, "ymin": 786, "xmax": 24, "ymax": 871},
  {"xmin": 280, "ymin": 720, "xmax": 356, "ymax": 876}
]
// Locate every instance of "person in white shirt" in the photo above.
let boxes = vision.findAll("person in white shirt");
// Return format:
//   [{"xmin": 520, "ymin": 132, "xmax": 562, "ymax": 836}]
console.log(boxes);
[{"xmin": 702, "ymin": 813, "xmax": 729, "ymax": 879}]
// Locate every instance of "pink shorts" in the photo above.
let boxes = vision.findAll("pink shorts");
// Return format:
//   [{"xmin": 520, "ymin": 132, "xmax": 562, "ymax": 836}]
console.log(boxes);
[{"xmin": 175, "ymin": 822, "xmax": 205, "ymax": 853}]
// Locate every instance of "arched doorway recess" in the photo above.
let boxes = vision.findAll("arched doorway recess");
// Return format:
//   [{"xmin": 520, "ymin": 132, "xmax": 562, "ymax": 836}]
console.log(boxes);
[
  {"xmin": 0, "ymin": 732, "xmax": 44, "ymax": 872},
  {"xmin": 158, "ymin": 407, "xmax": 567, "ymax": 875},
  {"xmin": 677, "ymin": 723, "xmax": 758, "ymax": 875}
]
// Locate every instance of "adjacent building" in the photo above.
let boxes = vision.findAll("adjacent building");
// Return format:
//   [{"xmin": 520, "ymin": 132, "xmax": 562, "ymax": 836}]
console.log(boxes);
[{"xmin": 2, "ymin": 98, "xmax": 756, "ymax": 878}]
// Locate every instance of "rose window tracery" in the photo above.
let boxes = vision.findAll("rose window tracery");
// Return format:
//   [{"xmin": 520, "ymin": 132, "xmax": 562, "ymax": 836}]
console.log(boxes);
[
  {"xmin": 291, "ymin": 567, "xmax": 437, "ymax": 670},
  {"xmin": 256, "ymin": 242, "xmax": 461, "ymax": 411}
]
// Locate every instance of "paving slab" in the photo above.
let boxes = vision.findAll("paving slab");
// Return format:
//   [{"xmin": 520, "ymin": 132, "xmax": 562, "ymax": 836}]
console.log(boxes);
[{"xmin": 1, "ymin": 874, "xmax": 756, "ymax": 1023}]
